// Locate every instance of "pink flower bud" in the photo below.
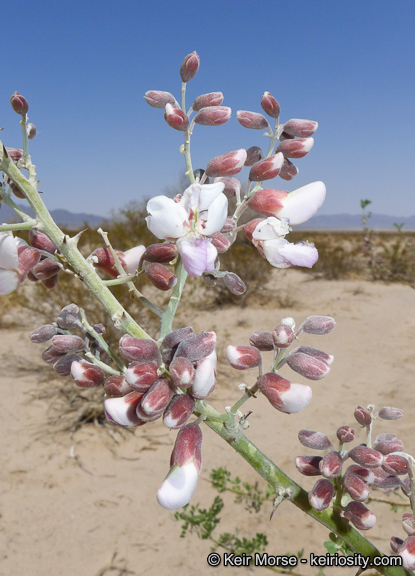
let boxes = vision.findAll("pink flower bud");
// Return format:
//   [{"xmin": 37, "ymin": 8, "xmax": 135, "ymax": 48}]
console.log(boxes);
[
  {"xmin": 261, "ymin": 92, "xmax": 280, "ymax": 118},
  {"xmin": 276, "ymin": 137, "xmax": 314, "ymax": 159},
  {"xmin": 214, "ymin": 177, "xmax": 241, "ymax": 199},
  {"xmin": 258, "ymin": 373, "xmax": 312, "ymax": 414},
  {"xmin": 377, "ymin": 406, "xmax": 404, "ymax": 420},
  {"xmin": 247, "ymin": 189, "xmax": 288, "ymax": 217},
  {"xmin": 56, "ymin": 304, "xmax": 80, "ymax": 329},
  {"xmin": 163, "ymin": 394, "xmax": 195, "ymax": 429},
  {"xmin": 226, "ymin": 345, "xmax": 261, "ymax": 370},
  {"xmin": 400, "ymin": 536, "xmax": 415, "ymax": 571},
  {"xmin": 382, "ymin": 454, "xmax": 409, "ymax": 476},
  {"xmin": 371, "ymin": 467, "xmax": 402, "ymax": 489},
  {"xmin": 180, "ymin": 51, "xmax": 200, "ymax": 83},
  {"xmin": 140, "ymin": 377, "xmax": 174, "ymax": 417},
  {"xmin": 298, "ymin": 316, "xmax": 336, "ymax": 335},
  {"xmin": 42, "ymin": 345, "xmax": 66, "ymax": 365},
  {"xmin": 10, "ymin": 91, "xmax": 29, "ymax": 115},
  {"xmin": 192, "ymin": 92, "xmax": 224, "ymax": 111},
  {"xmin": 354, "ymin": 406, "xmax": 372, "ymax": 426},
  {"xmin": 285, "ymin": 351, "xmax": 331, "ymax": 380},
  {"xmin": 191, "ymin": 351, "xmax": 216, "ymax": 400},
  {"xmin": 346, "ymin": 465, "xmax": 375, "ymax": 485},
  {"xmin": 223, "ymin": 272, "xmax": 246, "ymax": 295},
  {"xmin": 157, "ymin": 423, "xmax": 202, "ymax": 510},
  {"xmin": 145, "ymin": 262, "xmax": 177, "ymax": 291},
  {"xmin": 373, "ymin": 433, "xmax": 404, "ymax": 455},
  {"xmin": 161, "ymin": 326, "xmax": 195, "ymax": 364},
  {"xmin": 119, "ymin": 335, "xmax": 160, "ymax": 363},
  {"xmin": 42, "ymin": 274, "xmax": 59, "ymax": 289},
  {"xmin": 308, "ymin": 478, "xmax": 334, "ymax": 511},
  {"xmin": 320, "ymin": 451, "xmax": 342, "ymax": 478},
  {"xmin": 30, "ymin": 324, "xmax": 58, "ymax": 343},
  {"xmin": 342, "ymin": 472, "xmax": 370, "ymax": 501},
  {"xmin": 210, "ymin": 232, "xmax": 231, "ymax": 254},
  {"xmin": 243, "ymin": 218, "xmax": 265, "ymax": 243},
  {"xmin": 336, "ymin": 426, "xmax": 355, "ymax": 443},
  {"xmin": 29, "ymin": 230, "xmax": 57, "ymax": 254},
  {"xmin": 221, "ymin": 219, "xmax": 237, "ymax": 234},
  {"xmin": 249, "ymin": 331, "xmax": 274, "ymax": 351},
  {"xmin": 144, "ymin": 90, "xmax": 176, "ymax": 108},
  {"xmin": 9, "ymin": 181, "xmax": 25, "ymax": 199},
  {"xmin": 194, "ymin": 106, "xmax": 231, "ymax": 126},
  {"xmin": 293, "ymin": 346, "xmax": 334, "ymax": 366},
  {"xmin": 298, "ymin": 430, "xmax": 332, "ymax": 450},
  {"xmin": 89, "ymin": 247, "xmax": 125, "ymax": 278},
  {"xmin": 5, "ymin": 148, "xmax": 23, "ymax": 162},
  {"xmin": 169, "ymin": 356, "xmax": 196, "ymax": 388},
  {"xmin": 32, "ymin": 258, "xmax": 61, "ymax": 280},
  {"xmin": 279, "ymin": 158, "xmax": 299, "ymax": 181},
  {"xmin": 17, "ymin": 246, "xmax": 40, "ymax": 281},
  {"xmin": 125, "ymin": 361, "xmax": 159, "ymax": 392},
  {"xmin": 104, "ymin": 375, "xmax": 132, "ymax": 397},
  {"xmin": 105, "ymin": 391, "xmax": 143, "ymax": 426},
  {"xmin": 244, "ymin": 146, "xmax": 264, "ymax": 166},
  {"xmin": 344, "ymin": 502, "xmax": 376, "ymax": 530},
  {"xmin": 391, "ymin": 536, "xmax": 405, "ymax": 554},
  {"xmin": 272, "ymin": 325, "xmax": 295, "ymax": 348},
  {"xmin": 175, "ymin": 331, "xmax": 216, "ymax": 363},
  {"xmin": 164, "ymin": 103, "xmax": 189, "ymax": 131},
  {"xmin": 52, "ymin": 334, "xmax": 86, "ymax": 353},
  {"xmin": 70, "ymin": 361, "xmax": 105, "ymax": 388},
  {"xmin": 143, "ymin": 243, "xmax": 178, "ymax": 264},
  {"xmin": 53, "ymin": 353, "xmax": 82, "ymax": 377},
  {"xmin": 205, "ymin": 149, "xmax": 247, "ymax": 177},
  {"xmin": 295, "ymin": 455, "xmax": 323, "ymax": 476},
  {"xmin": 237, "ymin": 110, "xmax": 269, "ymax": 130},
  {"xmin": 348, "ymin": 446, "xmax": 384, "ymax": 468},
  {"xmin": 249, "ymin": 153, "xmax": 284, "ymax": 182},
  {"xmin": 283, "ymin": 119, "xmax": 318, "ymax": 138},
  {"xmin": 403, "ymin": 514, "xmax": 415, "ymax": 536}
]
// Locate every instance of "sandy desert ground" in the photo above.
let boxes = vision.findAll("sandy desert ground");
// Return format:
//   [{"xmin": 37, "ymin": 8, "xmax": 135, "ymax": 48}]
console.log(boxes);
[{"xmin": 1, "ymin": 268, "xmax": 415, "ymax": 576}]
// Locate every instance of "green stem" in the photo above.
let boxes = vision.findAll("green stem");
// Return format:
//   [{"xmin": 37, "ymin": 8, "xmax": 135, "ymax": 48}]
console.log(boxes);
[{"xmin": 159, "ymin": 258, "xmax": 188, "ymax": 339}]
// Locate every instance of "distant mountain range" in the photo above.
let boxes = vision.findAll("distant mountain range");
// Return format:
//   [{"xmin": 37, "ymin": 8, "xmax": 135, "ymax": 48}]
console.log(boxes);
[{"xmin": 1, "ymin": 203, "xmax": 414, "ymax": 231}]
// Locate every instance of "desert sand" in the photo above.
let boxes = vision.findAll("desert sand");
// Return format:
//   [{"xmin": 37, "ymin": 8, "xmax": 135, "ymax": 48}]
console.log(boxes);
[{"xmin": 1, "ymin": 269, "xmax": 415, "ymax": 576}]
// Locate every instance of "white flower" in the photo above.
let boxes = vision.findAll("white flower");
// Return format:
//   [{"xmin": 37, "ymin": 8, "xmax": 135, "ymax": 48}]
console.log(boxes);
[
  {"xmin": 146, "ymin": 182, "xmax": 228, "ymax": 276},
  {"xmin": 252, "ymin": 217, "xmax": 318, "ymax": 268},
  {"xmin": 157, "ymin": 461, "xmax": 199, "ymax": 510},
  {"xmin": 277, "ymin": 181, "xmax": 326, "ymax": 226},
  {"xmin": 0, "ymin": 231, "xmax": 26, "ymax": 295}
]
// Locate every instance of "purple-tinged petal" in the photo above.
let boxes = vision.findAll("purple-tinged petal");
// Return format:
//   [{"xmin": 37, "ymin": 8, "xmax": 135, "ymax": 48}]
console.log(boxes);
[
  {"xmin": 278, "ymin": 242, "xmax": 319, "ymax": 268},
  {"xmin": 178, "ymin": 238, "xmax": 217, "ymax": 277}
]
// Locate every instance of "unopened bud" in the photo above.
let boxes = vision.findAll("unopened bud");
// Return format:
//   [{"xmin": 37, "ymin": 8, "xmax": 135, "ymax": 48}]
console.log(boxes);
[
  {"xmin": 221, "ymin": 218, "xmax": 237, "ymax": 233},
  {"xmin": 43, "ymin": 274, "xmax": 59, "ymax": 289},
  {"xmin": 144, "ymin": 90, "xmax": 176, "ymax": 108},
  {"xmin": 119, "ymin": 335, "xmax": 160, "ymax": 363},
  {"xmin": 143, "ymin": 243, "xmax": 177, "ymax": 264},
  {"xmin": 164, "ymin": 103, "xmax": 189, "ymax": 131},
  {"xmin": 382, "ymin": 454, "xmax": 409, "ymax": 476},
  {"xmin": 30, "ymin": 324, "xmax": 58, "ymax": 343},
  {"xmin": 226, "ymin": 345, "xmax": 261, "ymax": 370},
  {"xmin": 9, "ymin": 182, "xmax": 25, "ymax": 199},
  {"xmin": 400, "ymin": 536, "xmax": 415, "ymax": 571},
  {"xmin": 32, "ymin": 258, "xmax": 61, "ymax": 281},
  {"xmin": 194, "ymin": 106, "xmax": 231, "ymax": 126},
  {"xmin": 223, "ymin": 272, "xmax": 246, "ymax": 295},
  {"xmin": 295, "ymin": 455, "xmax": 323, "ymax": 476},
  {"xmin": 373, "ymin": 433, "xmax": 404, "ymax": 455},
  {"xmin": 105, "ymin": 391, "xmax": 143, "ymax": 426},
  {"xmin": 293, "ymin": 346, "xmax": 334, "ymax": 366},
  {"xmin": 175, "ymin": 331, "xmax": 216, "ymax": 363},
  {"xmin": 125, "ymin": 361, "xmax": 159, "ymax": 392},
  {"xmin": 377, "ymin": 406, "xmax": 404, "ymax": 420},
  {"xmin": 298, "ymin": 316, "xmax": 336, "ymax": 335},
  {"xmin": 283, "ymin": 119, "xmax": 318, "ymax": 138},
  {"xmin": 298, "ymin": 430, "xmax": 331, "ymax": 451},
  {"xmin": 10, "ymin": 91, "xmax": 29, "ymax": 115},
  {"xmin": 308, "ymin": 478, "xmax": 334, "ymax": 511},
  {"xmin": 29, "ymin": 230, "xmax": 57, "ymax": 254},
  {"xmin": 6, "ymin": 148, "xmax": 23, "ymax": 162},
  {"xmin": 344, "ymin": 502, "xmax": 376, "ymax": 530},
  {"xmin": 53, "ymin": 353, "xmax": 82, "ymax": 377},
  {"xmin": 180, "ymin": 51, "xmax": 200, "ymax": 83},
  {"xmin": 391, "ymin": 536, "xmax": 405, "ymax": 554},
  {"xmin": 372, "ymin": 467, "xmax": 402, "ymax": 489},
  {"xmin": 261, "ymin": 92, "xmax": 280, "ymax": 118},
  {"xmin": 214, "ymin": 177, "xmax": 241, "ymax": 199},
  {"xmin": 346, "ymin": 465, "xmax": 375, "ymax": 485},
  {"xmin": 279, "ymin": 158, "xmax": 299, "ymax": 181},
  {"xmin": 348, "ymin": 446, "xmax": 384, "ymax": 468},
  {"xmin": 342, "ymin": 472, "xmax": 370, "ymax": 501},
  {"xmin": 145, "ymin": 262, "xmax": 177, "ymax": 291},
  {"xmin": 205, "ymin": 149, "xmax": 247, "ymax": 177},
  {"xmin": 249, "ymin": 331, "xmax": 274, "ymax": 351},
  {"xmin": 258, "ymin": 373, "xmax": 312, "ymax": 414},
  {"xmin": 272, "ymin": 324, "xmax": 295, "ymax": 348},
  {"xmin": 244, "ymin": 146, "xmax": 264, "ymax": 166},
  {"xmin": 170, "ymin": 356, "xmax": 196, "ymax": 388},
  {"xmin": 140, "ymin": 377, "xmax": 174, "ymax": 417},
  {"xmin": 104, "ymin": 375, "xmax": 132, "ymax": 397},
  {"xmin": 336, "ymin": 426, "xmax": 355, "ymax": 443},
  {"xmin": 191, "ymin": 351, "xmax": 216, "ymax": 399},
  {"xmin": 42, "ymin": 345, "xmax": 65, "ymax": 365},
  {"xmin": 163, "ymin": 394, "xmax": 195, "ymax": 429},
  {"xmin": 89, "ymin": 247, "xmax": 124, "ymax": 278},
  {"xmin": 192, "ymin": 92, "xmax": 224, "ymax": 112},
  {"xmin": 276, "ymin": 137, "xmax": 314, "ymax": 159},
  {"xmin": 161, "ymin": 326, "xmax": 195, "ymax": 364},
  {"xmin": 285, "ymin": 351, "xmax": 330, "ymax": 380},
  {"xmin": 354, "ymin": 406, "xmax": 372, "ymax": 426},
  {"xmin": 249, "ymin": 153, "xmax": 284, "ymax": 182},
  {"xmin": 17, "ymin": 246, "xmax": 40, "ymax": 281},
  {"xmin": 26, "ymin": 123, "xmax": 37, "ymax": 139},
  {"xmin": 71, "ymin": 361, "xmax": 105, "ymax": 388},
  {"xmin": 56, "ymin": 303, "xmax": 80, "ymax": 329},
  {"xmin": 403, "ymin": 514, "xmax": 415, "ymax": 536},
  {"xmin": 320, "ymin": 451, "xmax": 342, "ymax": 478},
  {"xmin": 248, "ymin": 189, "xmax": 288, "ymax": 217},
  {"xmin": 210, "ymin": 232, "xmax": 231, "ymax": 254},
  {"xmin": 52, "ymin": 334, "xmax": 86, "ymax": 353},
  {"xmin": 236, "ymin": 110, "xmax": 269, "ymax": 130}
]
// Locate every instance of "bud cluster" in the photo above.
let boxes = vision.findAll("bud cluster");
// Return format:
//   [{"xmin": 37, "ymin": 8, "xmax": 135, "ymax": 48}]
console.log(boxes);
[
  {"xmin": 295, "ymin": 403, "xmax": 410, "ymax": 537},
  {"xmin": 226, "ymin": 315, "xmax": 334, "ymax": 414}
]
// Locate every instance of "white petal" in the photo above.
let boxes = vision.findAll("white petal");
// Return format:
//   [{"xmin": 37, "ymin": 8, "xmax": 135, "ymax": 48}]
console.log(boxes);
[
  {"xmin": 104, "ymin": 393, "xmax": 142, "ymax": 426},
  {"xmin": 262, "ymin": 238, "xmax": 291, "ymax": 268},
  {"xmin": 197, "ymin": 181, "xmax": 225, "ymax": 212},
  {"xmin": 278, "ymin": 242, "xmax": 319, "ymax": 268},
  {"xmin": 146, "ymin": 196, "xmax": 187, "ymax": 239},
  {"xmin": 277, "ymin": 181, "xmax": 326, "ymax": 225},
  {"xmin": 123, "ymin": 245, "xmax": 146, "ymax": 274},
  {"xmin": 178, "ymin": 238, "xmax": 217, "ymax": 277},
  {"xmin": 279, "ymin": 383, "xmax": 312, "ymax": 413},
  {"xmin": 252, "ymin": 217, "xmax": 290, "ymax": 241},
  {"xmin": 0, "ymin": 232, "xmax": 18, "ymax": 269},
  {"xmin": 203, "ymin": 192, "xmax": 228, "ymax": 236},
  {"xmin": 157, "ymin": 462, "xmax": 199, "ymax": 510},
  {"xmin": 0, "ymin": 269, "xmax": 19, "ymax": 295},
  {"xmin": 192, "ymin": 356, "xmax": 216, "ymax": 399}
]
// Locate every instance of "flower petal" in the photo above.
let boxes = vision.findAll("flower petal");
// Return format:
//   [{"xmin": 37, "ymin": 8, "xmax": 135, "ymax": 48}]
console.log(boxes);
[
  {"xmin": 252, "ymin": 217, "xmax": 290, "ymax": 241},
  {"xmin": 146, "ymin": 196, "xmax": 187, "ymax": 239},
  {"xmin": 203, "ymin": 192, "xmax": 228, "ymax": 236},
  {"xmin": 157, "ymin": 461, "xmax": 199, "ymax": 510},
  {"xmin": 178, "ymin": 238, "xmax": 217, "ymax": 277},
  {"xmin": 262, "ymin": 238, "xmax": 291, "ymax": 268},
  {"xmin": 277, "ymin": 181, "xmax": 326, "ymax": 225},
  {"xmin": 123, "ymin": 245, "xmax": 146, "ymax": 274},
  {"xmin": 0, "ymin": 232, "xmax": 19, "ymax": 269},
  {"xmin": 0, "ymin": 269, "xmax": 19, "ymax": 295},
  {"xmin": 278, "ymin": 242, "xmax": 319, "ymax": 268}
]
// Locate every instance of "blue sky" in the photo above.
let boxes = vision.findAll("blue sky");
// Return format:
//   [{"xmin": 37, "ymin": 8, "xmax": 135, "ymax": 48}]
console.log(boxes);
[{"xmin": 1, "ymin": 0, "xmax": 414, "ymax": 218}]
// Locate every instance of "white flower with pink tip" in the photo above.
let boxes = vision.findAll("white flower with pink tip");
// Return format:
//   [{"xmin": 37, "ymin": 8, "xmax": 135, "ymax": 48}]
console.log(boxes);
[
  {"xmin": 0, "ymin": 231, "xmax": 28, "ymax": 295},
  {"xmin": 146, "ymin": 181, "xmax": 228, "ymax": 277}
]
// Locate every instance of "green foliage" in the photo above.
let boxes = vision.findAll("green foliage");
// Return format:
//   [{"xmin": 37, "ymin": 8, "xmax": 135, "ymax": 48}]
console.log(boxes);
[
  {"xmin": 210, "ymin": 467, "xmax": 274, "ymax": 513},
  {"xmin": 215, "ymin": 531, "xmax": 268, "ymax": 556},
  {"xmin": 174, "ymin": 496, "xmax": 224, "ymax": 540}
]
